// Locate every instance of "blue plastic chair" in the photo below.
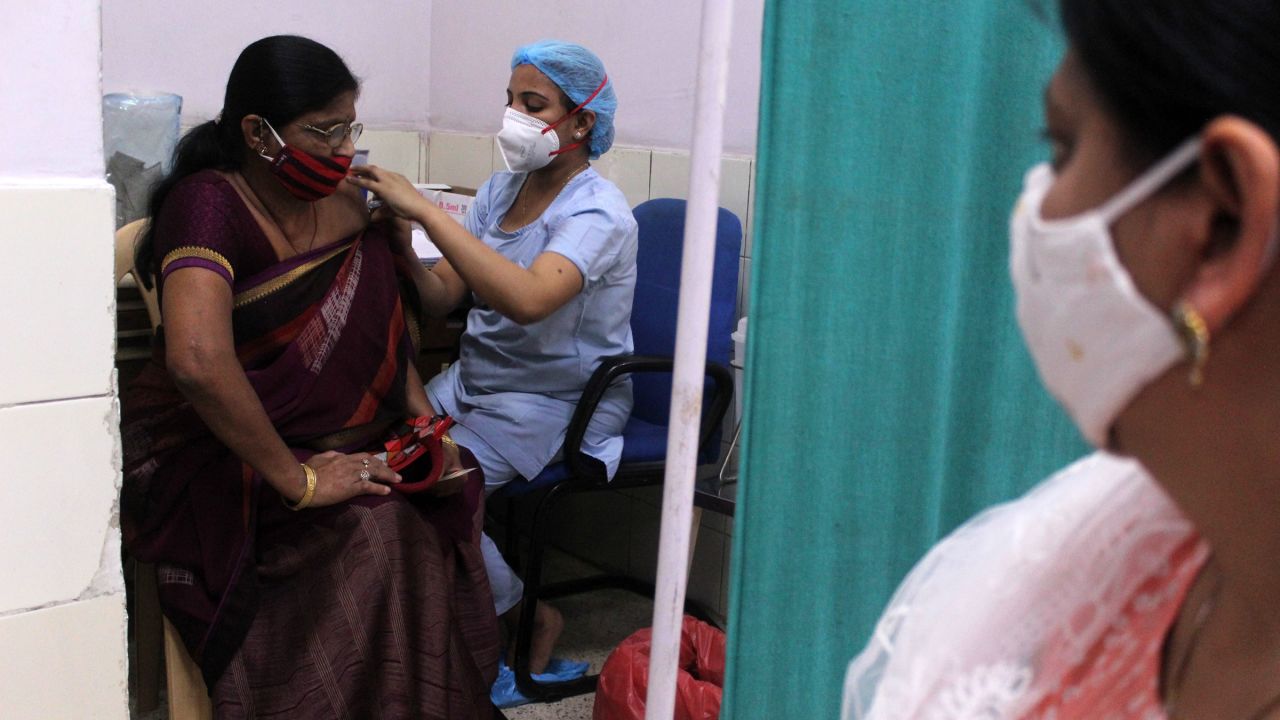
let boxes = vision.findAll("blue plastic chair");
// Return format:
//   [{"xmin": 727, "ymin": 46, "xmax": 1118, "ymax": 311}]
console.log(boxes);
[{"xmin": 490, "ymin": 198, "xmax": 741, "ymax": 702}]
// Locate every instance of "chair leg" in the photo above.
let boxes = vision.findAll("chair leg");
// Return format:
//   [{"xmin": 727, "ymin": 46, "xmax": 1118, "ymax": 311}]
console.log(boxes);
[
  {"xmin": 131, "ymin": 561, "xmax": 163, "ymax": 713},
  {"xmin": 163, "ymin": 618, "xmax": 213, "ymax": 720},
  {"xmin": 511, "ymin": 482, "xmax": 598, "ymax": 701}
]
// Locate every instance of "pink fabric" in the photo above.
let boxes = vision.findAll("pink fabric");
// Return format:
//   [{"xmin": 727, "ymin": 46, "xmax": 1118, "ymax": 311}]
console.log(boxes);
[{"xmin": 1023, "ymin": 536, "xmax": 1207, "ymax": 719}]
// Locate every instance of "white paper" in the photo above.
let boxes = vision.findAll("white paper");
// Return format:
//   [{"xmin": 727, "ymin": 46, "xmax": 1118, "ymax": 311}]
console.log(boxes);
[{"xmin": 410, "ymin": 225, "xmax": 443, "ymax": 262}]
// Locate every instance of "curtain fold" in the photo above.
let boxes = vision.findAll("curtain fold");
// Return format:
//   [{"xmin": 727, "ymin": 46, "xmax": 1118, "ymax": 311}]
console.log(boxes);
[{"xmin": 722, "ymin": 3, "xmax": 1084, "ymax": 717}]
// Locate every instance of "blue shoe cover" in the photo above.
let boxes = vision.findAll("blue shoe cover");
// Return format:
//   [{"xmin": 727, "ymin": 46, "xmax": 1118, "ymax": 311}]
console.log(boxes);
[{"xmin": 490, "ymin": 656, "xmax": 591, "ymax": 708}]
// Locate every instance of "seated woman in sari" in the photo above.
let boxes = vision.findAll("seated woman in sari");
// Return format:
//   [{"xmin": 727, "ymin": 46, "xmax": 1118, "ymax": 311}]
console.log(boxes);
[
  {"xmin": 121, "ymin": 35, "xmax": 498, "ymax": 719},
  {"xmin": 845, "ymin": 2, "xmax": 1280, "ymax": 718}
]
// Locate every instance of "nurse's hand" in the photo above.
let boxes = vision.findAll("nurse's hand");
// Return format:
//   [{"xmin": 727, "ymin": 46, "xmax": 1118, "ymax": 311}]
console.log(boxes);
[
  {"xmin": 426, "ymin": 436, "xmax": 468, "ymax": 497},
  {"xmin": 348, "ymin": 165, "xmax": 429, "ymax": 221}
]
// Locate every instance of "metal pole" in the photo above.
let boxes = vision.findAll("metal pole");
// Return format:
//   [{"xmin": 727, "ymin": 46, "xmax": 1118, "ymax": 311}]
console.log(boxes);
[{"xmin": 643, "ymin": 0, "xmax": 735, "ymax": 717}]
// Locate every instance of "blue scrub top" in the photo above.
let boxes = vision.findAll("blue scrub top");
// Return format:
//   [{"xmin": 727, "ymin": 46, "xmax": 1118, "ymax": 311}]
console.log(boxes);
[{"xmin": 427, "ymin": 168, "xmax": 638, "ymax": 481}]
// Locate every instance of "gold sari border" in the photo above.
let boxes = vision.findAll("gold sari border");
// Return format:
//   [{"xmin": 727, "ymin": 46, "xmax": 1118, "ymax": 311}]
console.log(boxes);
[
  {"xmin": 233, "ymin": 242, "xmax": 353, "ymax": 309},
  {"xmin": 162, "ymin": 246, "xmax": 235, "ymax": 280}
]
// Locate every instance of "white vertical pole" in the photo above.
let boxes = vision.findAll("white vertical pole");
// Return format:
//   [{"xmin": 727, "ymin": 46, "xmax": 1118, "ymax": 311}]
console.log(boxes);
[{"xmin": 644, "ymin": 0, "xmax": 735, "ymax": 717}]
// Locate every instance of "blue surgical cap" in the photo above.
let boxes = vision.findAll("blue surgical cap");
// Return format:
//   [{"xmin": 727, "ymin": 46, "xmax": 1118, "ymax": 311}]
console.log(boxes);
[{"xmin": 511, "ymin": 40, "xmax": 617, "ymax": 159}]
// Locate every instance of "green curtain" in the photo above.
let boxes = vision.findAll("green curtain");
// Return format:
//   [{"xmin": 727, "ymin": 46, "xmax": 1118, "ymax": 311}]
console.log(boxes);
[{"xmin": 721, "ymin": 3, "xmax": 1084, "ymax": 718}]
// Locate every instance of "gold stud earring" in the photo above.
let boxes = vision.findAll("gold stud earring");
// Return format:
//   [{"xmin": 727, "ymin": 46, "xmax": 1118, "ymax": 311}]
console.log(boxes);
[{"xmin": 1172, "ymin": 301, "xmax": 1210, "ymax": 387}]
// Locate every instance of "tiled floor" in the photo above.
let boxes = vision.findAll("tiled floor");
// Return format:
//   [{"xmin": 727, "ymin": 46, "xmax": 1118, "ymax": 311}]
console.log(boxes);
[{"xmin": 131, "ymin": 549, "xmax": 655, "ymax": 720}]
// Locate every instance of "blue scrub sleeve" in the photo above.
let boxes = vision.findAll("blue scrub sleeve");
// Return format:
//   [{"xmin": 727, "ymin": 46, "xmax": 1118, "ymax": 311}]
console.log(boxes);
[
  {"xmin": 463, "ymin": 176, "xmax": 494, "ymax": 238},
  {"xmin": 544, "ymin": 207, "xmax": 628, "ymax": 285}
]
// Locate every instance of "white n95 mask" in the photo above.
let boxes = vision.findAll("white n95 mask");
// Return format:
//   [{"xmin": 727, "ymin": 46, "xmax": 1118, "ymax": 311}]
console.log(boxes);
[
  {"xmin": 1009, "ymin": 137, "xmax": 1201, "ymax": 447},
  {"xmin": 497, "ymin": 108, "xmax": 561, "ymax": 173}
]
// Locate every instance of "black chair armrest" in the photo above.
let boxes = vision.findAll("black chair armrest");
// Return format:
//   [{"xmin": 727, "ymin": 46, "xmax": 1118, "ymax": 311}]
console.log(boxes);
[{"xmin": 563, "ymin": 354, "xmax": 735, "ymax": 483}]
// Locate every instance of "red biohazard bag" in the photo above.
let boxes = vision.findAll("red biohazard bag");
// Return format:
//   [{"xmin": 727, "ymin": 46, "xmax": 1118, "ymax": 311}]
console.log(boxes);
[{"xmin": 592, "ymin": 616, "xmax": 726, "ymax": 720}]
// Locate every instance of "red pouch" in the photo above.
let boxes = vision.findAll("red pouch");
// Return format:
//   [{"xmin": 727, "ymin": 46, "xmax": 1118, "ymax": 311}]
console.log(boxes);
[{"xmin": 383, "ymin": 415, "xmax": 455, "ymax": 494}]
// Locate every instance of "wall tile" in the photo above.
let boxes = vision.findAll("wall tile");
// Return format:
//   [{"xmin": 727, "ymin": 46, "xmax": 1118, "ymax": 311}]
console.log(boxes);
[
  {"xmin": 620, "ymin": 485, "xmax": 663, "ymax": 508},
  {"xmin": 648, "ymin": 151, "xmax": 753, "ymax": 238},
  {"xmin": 648, "ymin": 151, "xmax": 691, "ymax": 200},
  {"xmin": 627, "ymin": 500, "xmax": 661, "ymax": 585},
  {"xmin": 419, "ymin": 135, "xmax": 430, "ymax": 187},
  {"xmin": 699, "ymin": 500, "xmax": 727, "ymax": 534},
  {"xmin": 0, "ymin": 184, "xmax": 114, "ymax": 405},
  {"xmin": 426, "ymin": 132, "xmax": 494, "ymax": 190},
  {"xmin": 686, "ymin": 527, "xmax": 725, "ymax": 615},
  {"xmin": 357, "ymin": 130, "xmax": 423, "ymax": 182},
  {"xmin": 737, "ymin": 256, "xmax": 752, "ymax": 323},
  {"xmin": 0, "ymin": 594, "xmax": 128, "ymax": 719},
  {"xmin": 593, "ymin": 147, "xmax": 652, "ymax": 209},
  {"xmin": 490, "ymin": 136, "xmax": 506, "ymax": 176},
  {"xmin": 0, "ymin": 397, "xmax": 120, "ymax": 613},
  {"xmin": 719, "ymin": 531, "xmax": 734, "ymax": 619},
  {"xmin": 719, "ymin": 156, "xmax": 752, "ymax": 245}
]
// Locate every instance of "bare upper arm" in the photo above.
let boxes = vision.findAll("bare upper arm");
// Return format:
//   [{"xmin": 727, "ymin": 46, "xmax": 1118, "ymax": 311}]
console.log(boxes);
[
  {"xmin": 162, "ymin": 267, "xmax": 236, "ymax": 374},
  {"xmin": 530, "ymin": 251, "xmax": 585, "ymax": 302},
  {"xmin": 515, "ymin": 251, "xmax": 584, "ymax": 323}
]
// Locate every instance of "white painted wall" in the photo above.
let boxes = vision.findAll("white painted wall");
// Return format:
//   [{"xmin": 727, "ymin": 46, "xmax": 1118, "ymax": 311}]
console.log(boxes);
[
  {"xmin": 1, "ymin": 0, "xmax": 105, "ymax": 178},
  {"xmin": 428, "ymin": 0, "xmax": 765, "ymax": 156},
  {"xmin": 0, "ymin": 1, "xmax": 128, "ymax": 718},
  {"xmin": 102, "ymin": 1, "xmax": 764, "ymax": 155},
  {"xmin": 102, "ymin": 0, "xmax": 434, "ymax": 129}
]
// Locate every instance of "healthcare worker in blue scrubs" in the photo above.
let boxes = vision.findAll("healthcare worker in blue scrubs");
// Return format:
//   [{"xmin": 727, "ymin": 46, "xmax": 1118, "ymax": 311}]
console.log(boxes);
[{"xmin": 349, "ymin": 40, "xmax": 637, "ymax": 694}]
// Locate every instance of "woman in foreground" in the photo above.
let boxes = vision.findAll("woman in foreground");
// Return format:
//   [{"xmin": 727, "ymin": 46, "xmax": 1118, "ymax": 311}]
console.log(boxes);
[{"xmin": 846, "ymin": 2, "xmax": 1280, "ymax": 718}]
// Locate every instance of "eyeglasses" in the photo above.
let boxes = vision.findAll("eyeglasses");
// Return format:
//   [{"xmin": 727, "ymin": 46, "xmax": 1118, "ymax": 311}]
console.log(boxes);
[{"xmin": 300, "ymin": 121, "xmax": 364, "ymax": 148}]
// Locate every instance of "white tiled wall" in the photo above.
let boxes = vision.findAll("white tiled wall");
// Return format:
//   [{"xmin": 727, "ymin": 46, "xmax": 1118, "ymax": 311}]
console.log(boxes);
[
  {"xmin": 355, "ymin": 130, "xmax": 424, "ymax": 184},
  {"xmin": 591, "ymin": 147, "xmax": 654, "ymax": 209},
  {"xmin": 554, "ymin": 485, "xmax": 734, "ymax": 622},
  {"xmin": 0, "ymin": 595, "xmax": 129, "ymax": 717},
  {"xmin": 0, "ymin": 186, "xmax": 116, "ymax": 406},
  {"xmin": 0, "ymin": 397, "xmax": 122, "ymax": 613},
  {"xmin": 0, "ymin": 181, "xmax": 128, "ymax": 719},
  {"xmin": 426, "ymin": 132, "xmax": 495, "ymax": 190}
]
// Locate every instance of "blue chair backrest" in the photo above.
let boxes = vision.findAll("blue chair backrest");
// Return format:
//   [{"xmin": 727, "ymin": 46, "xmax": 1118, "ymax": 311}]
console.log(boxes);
[{"xmin": 629, "ymin": 198, "xmax": 742, "ymax": 427}]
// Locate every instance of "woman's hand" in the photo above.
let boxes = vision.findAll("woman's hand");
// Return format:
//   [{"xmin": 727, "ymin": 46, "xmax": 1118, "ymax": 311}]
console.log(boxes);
[
  {"xmin": 301, "ymin": 451, "xmax": 402, "ymax": 506},
  {"xmin": 348, "ymin": 165, "xmax": 429, "ymax": 221}
]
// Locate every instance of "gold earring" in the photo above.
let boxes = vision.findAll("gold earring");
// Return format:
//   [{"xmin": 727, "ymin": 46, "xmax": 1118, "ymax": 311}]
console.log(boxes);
[{"xmin": 1172, "ymin": 301, "xmax": 1210, "ymax": 387}]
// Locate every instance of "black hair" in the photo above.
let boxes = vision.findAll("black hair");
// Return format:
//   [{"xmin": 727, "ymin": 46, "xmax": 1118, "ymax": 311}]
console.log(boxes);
[
  {"xmin": 1059, "ymin": 1, "xmax": 1280, "ymax": 162},
  {"xmin": 135, "ymin": 35, "xmax": 358, "ymax": 289}
]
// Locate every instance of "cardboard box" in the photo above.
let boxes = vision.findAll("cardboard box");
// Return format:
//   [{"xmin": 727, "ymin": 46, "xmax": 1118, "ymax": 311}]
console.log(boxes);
[{"xmin": 411, "ymin": 184, "xmax": 477, "ymax": 262}]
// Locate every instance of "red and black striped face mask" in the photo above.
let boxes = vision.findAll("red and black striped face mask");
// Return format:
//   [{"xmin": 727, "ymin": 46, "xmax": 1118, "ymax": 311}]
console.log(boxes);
[{"xmin": 257, "ymin": 119, "xmax": 352, "ymax": 202}]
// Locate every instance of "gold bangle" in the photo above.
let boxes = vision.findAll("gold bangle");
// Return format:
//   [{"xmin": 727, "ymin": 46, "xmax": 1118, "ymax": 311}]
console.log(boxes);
[
  {"xmin": 440, "ymin": 434, "xmax": 457, "ymax": 450},
  {"xmin": 283, "ymin": 463, "xmax": 317, "ymax": 511}
]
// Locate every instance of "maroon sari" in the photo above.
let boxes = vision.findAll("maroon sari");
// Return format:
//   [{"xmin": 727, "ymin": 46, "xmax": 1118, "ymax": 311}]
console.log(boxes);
[{"xmin": 122, "ymin": 222, "xmax": 499, "ymax": 719}]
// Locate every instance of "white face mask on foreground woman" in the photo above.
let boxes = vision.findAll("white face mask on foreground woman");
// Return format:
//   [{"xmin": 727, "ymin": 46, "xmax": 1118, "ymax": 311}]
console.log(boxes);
[{"xmin": 1008, "ymin": 137, "xmax": 1203, "ymax": 447}]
